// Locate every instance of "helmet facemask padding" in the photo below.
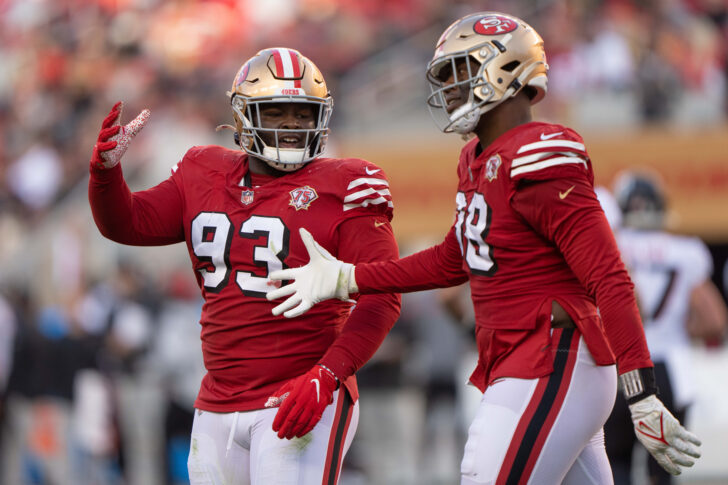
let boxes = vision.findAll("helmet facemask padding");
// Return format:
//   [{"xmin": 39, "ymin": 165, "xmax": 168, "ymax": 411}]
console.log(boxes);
[{"xmin": 232, "ymin": 94, "xmax": 332, "ymax": 172}]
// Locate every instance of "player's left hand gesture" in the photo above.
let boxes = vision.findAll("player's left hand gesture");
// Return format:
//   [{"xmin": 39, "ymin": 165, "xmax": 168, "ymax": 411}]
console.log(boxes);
[
  {"xmin": 629, "ymin": 395, "xmax": 701, "ymax": 475},
  {"xmin": 91, "ymin": 101, "xmax": 150, "ymax": 170},
  {"xmin": 265, "ymin": 365, "xmax": 339, "ymax": 439},
  {"xmin": 267, "ymin": 228, "xmax": 357, "ymax": 318}
]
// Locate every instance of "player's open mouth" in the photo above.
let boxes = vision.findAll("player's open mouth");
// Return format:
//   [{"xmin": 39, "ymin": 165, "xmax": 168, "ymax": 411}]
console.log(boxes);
[{"xmin": 278, "ymin": 135, "xmax": 303, "ymax": 148}]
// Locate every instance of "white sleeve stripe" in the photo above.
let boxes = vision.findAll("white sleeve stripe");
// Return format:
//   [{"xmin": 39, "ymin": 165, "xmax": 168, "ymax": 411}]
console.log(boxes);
[
  {"xmin": 512, "ymin": 151, "xmax": 581, "ymax": 168},
  {"xmin": 343, "ymin": 198, "xmax": 394, "ymax": 211},
  {"xmin": 343, "ymin": 187, "xmax": 391, "ymax": 203},
  {"xmin": 516, "ymin": 140, "xmax": 585, "ymax": 154},
  {"xmin": 510, "ymin": 157, "xmax": 587, "ymax": 177},
  {"xmin": 347, "ymin": 177, "xmax": 389, "ymax": 189}
]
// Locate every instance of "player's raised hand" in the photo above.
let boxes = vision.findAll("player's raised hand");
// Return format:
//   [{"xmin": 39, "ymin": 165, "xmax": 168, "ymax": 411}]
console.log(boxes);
[
  {"xmin": 90, "ymin": 101, "xmax": 150, "ymax": 170},
  {"xmin": 629, "ymin": 395, "xmax": 701, "ymax": 475},
  {"xmin": 267, "ymin": 228, "xmax": 357, "ymax": 318},
  {"xmin": 264, "ymin": 365, "xmax": 339, "ymax": 439}
]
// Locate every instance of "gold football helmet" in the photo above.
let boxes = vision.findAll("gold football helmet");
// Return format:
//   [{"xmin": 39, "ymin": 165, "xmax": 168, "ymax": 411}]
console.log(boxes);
[
  {"xmin": 227, "ymin": 48, "xmax": 333, "ymax": 171},
  {"xmin": 426, "ymin": 12, "xmax": 548, "ymax": 134}
]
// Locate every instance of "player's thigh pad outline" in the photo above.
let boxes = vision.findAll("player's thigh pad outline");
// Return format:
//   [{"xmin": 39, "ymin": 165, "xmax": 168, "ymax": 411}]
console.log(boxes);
[
  {"xmin": 461, "ymin": 330, "xmax": 617, "ymax": 485},
  {"xmin": 188, "ymin": 389, "xmax": 359, "ymax": 485}
]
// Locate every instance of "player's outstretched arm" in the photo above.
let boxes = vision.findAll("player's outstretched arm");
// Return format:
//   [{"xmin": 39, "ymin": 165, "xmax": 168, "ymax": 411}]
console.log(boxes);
[
  {"xmin": 267, "ymin": 228, "xmax": 357, "ymax": 318},
  {"xmin": 621, "ymin": 368, "xmax": 701, "ymax": 475},
  {"xmin": 90, "ymin": 101, "xmax": 150, "ymax": 170}
]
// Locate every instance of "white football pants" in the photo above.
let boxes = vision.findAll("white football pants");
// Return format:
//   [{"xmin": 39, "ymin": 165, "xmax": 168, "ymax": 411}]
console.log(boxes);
[
  {"xmin": 461, "ymin": 329, "xmax": 617, "ymax": 485},
  {"xmin": 187, "ymin": 388, "xmax": 358, "ymax": 485}
]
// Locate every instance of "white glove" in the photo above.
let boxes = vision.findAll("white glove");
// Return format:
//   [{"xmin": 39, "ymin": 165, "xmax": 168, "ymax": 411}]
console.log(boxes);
[
  {"xmin": 266, "ymin": 228, "xmax": 357, "ymax": 318},
  {"xmin": 629, "ymin": 394, "xmax": 701, "ymax": 475}
]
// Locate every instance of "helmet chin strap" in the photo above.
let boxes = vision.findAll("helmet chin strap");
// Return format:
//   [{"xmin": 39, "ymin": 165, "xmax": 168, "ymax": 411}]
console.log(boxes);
[{"xmin": 449, "ymin": 102, "xmax": 481, "ymax": 134}]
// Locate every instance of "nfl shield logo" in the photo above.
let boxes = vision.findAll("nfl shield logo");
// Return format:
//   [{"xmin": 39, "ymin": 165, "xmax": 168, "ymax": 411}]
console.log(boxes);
[
  {"xmin": 485, "ymin": 154, "xmax": 501, "ymax": 182},
  {"xmin": 289, "ymin": 186, "xmax": 318, "ymax": 211},
  {"xmin": 241, "ymin": 189, "xmax": 254, "ymax": 205}
]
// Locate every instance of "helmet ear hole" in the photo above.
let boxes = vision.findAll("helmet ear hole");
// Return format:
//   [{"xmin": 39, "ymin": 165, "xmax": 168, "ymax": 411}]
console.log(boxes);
[{"xmin": 523, "ymin": 86, "xmax": 538, "ymax": 100}]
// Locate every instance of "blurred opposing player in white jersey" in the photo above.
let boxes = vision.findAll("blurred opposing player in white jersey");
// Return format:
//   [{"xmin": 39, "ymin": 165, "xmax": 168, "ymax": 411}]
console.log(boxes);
[{"xmin": 604, "ymin": 171, "xmax": 727, "ymax": 485}]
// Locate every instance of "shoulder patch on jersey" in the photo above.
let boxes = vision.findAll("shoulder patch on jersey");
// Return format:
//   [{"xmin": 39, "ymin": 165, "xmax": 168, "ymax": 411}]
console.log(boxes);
[{"xmin": 485, "ymin": 154, "xmax": 501, "ymax": 182}]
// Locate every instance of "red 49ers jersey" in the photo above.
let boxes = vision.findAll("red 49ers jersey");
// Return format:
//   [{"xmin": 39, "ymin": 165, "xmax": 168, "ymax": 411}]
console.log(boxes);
[
  {"xmin": 355, "ymin": 121, "xmax": 651, "ymax": 390},
  {"xmin": 89, "ymin": 145, "xmax": 398, "ymax": 411},
  {"xmin": 171, "ymin": 146, "xmax": 394, "ymax": 411}
]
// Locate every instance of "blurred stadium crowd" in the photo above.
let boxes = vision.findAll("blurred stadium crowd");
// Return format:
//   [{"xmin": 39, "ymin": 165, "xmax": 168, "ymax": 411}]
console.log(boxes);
[{"xmin": 0, "ymin": 0, "xmax": 727, "ymax": 484}]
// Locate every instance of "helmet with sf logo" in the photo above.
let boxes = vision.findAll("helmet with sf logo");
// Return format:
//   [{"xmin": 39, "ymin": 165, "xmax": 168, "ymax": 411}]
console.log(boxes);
[
  {"xmin": 426, "ymin": 12, "xmax": 548, "ymax": 134},
  {"xmin": 225, "ymin": 48, "xmax": 333, "ymax": 171}
]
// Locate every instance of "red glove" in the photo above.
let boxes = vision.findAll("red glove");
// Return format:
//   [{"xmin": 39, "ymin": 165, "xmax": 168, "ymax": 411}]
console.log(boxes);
[
  {"xmin": 265, "ymin": 365, "xmax": 339, "ymax": 439},
  {"xmin": 91, "ymin": 101, "xmax": 150, "ymax": 170}
]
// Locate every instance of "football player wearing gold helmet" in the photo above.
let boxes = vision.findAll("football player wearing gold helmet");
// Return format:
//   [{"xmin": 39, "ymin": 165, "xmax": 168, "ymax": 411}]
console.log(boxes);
[
  {"xmin": 266, "ymin": 13, "xmax": 701, "ymax": 484},
  {"xmin": 88, "ymin": 48, "xmax": 402, "ymax": 485},
  {"xmin": 222, "ymin": 48, "xmax": 333, "ymax": 172}
]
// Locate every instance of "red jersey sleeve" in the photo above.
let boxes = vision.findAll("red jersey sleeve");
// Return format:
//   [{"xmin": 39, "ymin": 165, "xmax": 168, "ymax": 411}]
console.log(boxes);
[
  {"xmin": 508, "ymin": 127, "xmax": 590, "ymax": 183},
  {"xmin": 334, "ymin": 159, "xmax": 394, "ymax": 225},
  {"xmin": 88, "ymin": 162, "xmax": 185, "ymax": 245},
  {"xmin": 355, "ymin": 225, "xmax": 469, "ymax": 294},
  {"xmin": 318, "ymin": 215, "xmax": 401, "ymax": 381},
  {"xmin": 511, "ymin": 173, "xmax": 652, "ymax": 373}
]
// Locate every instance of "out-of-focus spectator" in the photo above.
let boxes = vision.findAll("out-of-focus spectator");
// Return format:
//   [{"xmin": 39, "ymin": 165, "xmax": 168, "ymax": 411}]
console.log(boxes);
[
  {"xmin": 144, "ymin": 268, "xmax": 205, "ymax": 485},
  {"xmin": 0, "ymin": 290, "xmax": 17, "ymax": 459},
  {"xmin": 1, "ymin": 284, "xmax": 109, "ymax": 485},
  {"xmin": 7, "ymin": 141, "xmax": 64, "ymax": 213}
]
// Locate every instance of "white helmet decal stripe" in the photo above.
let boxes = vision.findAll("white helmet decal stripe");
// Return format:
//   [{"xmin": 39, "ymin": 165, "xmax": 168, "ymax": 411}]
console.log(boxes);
[{"xmin": 274, "ymin": 48, "xmax": 297, "ymax": 89}]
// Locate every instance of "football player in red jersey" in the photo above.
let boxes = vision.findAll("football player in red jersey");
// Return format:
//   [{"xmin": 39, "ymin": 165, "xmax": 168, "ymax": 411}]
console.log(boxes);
[
  {"xmin": 266, "ymin": 13, "xmax": 702, "ymax": 484},
  {"xmin": 88, "ymin": 47, "xmax": 401, "ymax": 485}
]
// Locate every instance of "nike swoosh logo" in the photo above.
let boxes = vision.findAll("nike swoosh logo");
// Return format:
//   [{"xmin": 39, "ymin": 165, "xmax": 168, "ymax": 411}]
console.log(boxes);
[
  {"xmin": 365, "ymin": 167, "xmax": 380, "ymax": 175},
  {"xmin": 559, "ymin": 185, "xmax": 575, "ymax": 199},
  {"xmin": 311, "ymin": 378, "xmax": 320, "ymax": 402},
  {"xmin": 540, "ymin": 131, "xmax": 564, "ymax": 140},
  {"xmin": 637, "ymin": 414, "xmax": 669, "ymax": 445},
  {"xmin": 374, "ymin": 220, "xmax": 386, "ymax": 228}
]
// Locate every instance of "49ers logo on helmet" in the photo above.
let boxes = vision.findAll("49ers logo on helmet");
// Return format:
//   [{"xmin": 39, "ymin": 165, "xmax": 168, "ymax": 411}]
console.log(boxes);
[
  {"xmin": 234, "ymin": 62, "xmax": 251, "ymax": 87},
  {"xmin": 474, "ymin": 15, "xmax": 518, "ymax": 35}
]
